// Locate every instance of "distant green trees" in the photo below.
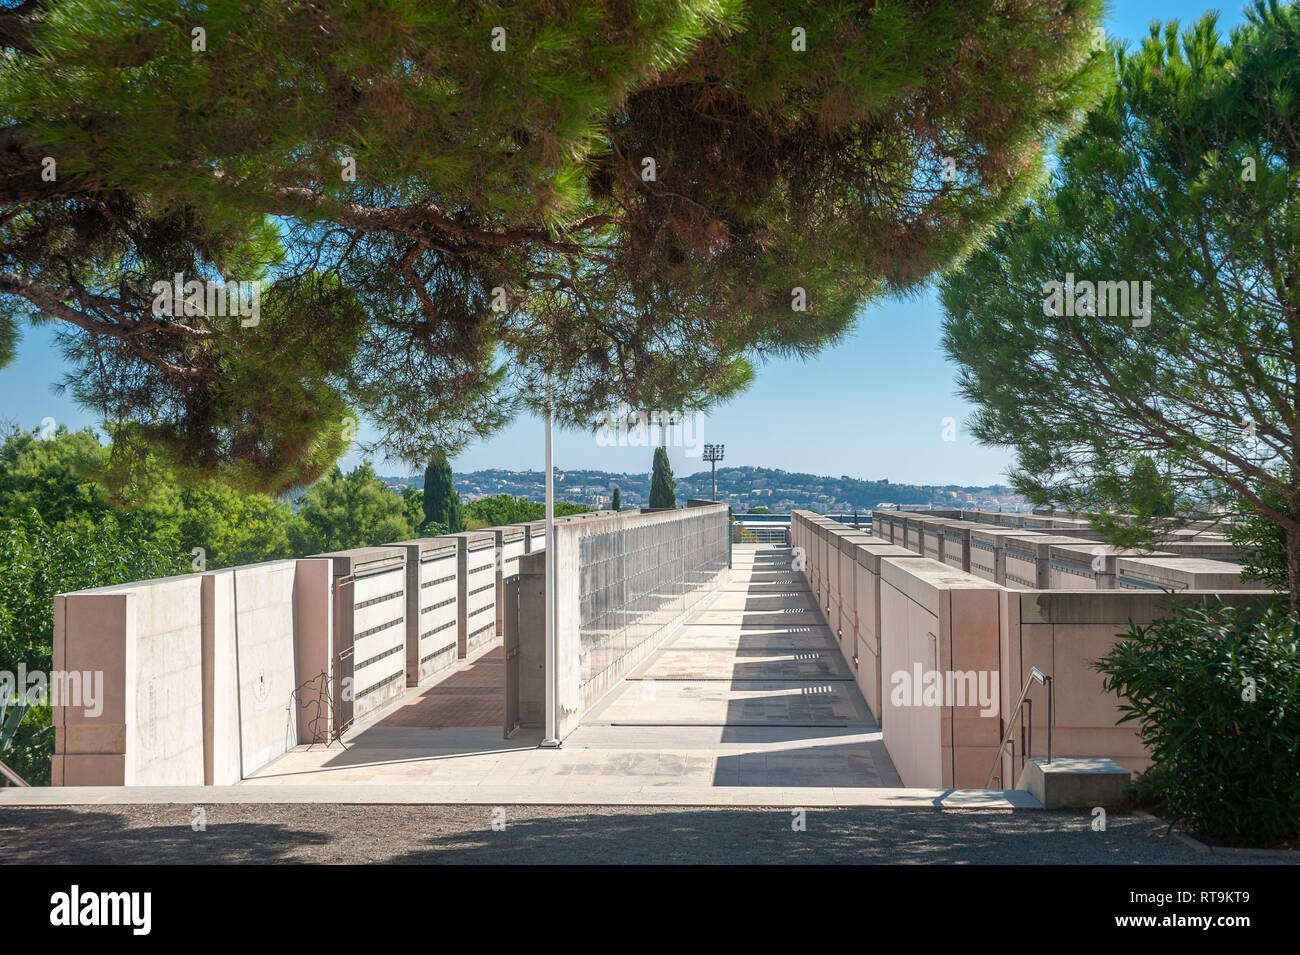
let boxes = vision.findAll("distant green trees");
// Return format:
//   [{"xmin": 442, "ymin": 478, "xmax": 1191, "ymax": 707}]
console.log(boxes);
[
  {"xmin": 463, "ymin": 494, "xmax": 591, "ymax": 526},
  {"xmin": 0, "ymin": 426, "xmax": 113, "ymax": 526},
  {"xmin": 649, "ymin": 448, "xmax": 677, "ymax": 509},
  {"xmin": 290, "ymin": 464, "xmax": 417, "ymax": 554},
  {"xmin": 420, "ymin": 454, "xmax": 465, "ymax": 535},
  {"xmin": 0, "ymin": 426, "xmax": 423, "ymax": 568}
]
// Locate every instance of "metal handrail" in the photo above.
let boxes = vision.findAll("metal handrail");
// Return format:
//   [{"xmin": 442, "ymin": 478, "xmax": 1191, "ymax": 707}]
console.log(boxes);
[
  {"xmin": 985, "ymin": 666, "xmax": 1052, "ymax": 789},
  {"xmin": 0, "ymin": 758, "xmax": 30, "ymax": 787}
]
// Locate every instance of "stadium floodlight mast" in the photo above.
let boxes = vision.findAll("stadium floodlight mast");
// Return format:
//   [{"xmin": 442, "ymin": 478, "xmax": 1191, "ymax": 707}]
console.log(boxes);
[{"xmin": 703, "ymin": 444, "xmax": 725, "ymax": 501}]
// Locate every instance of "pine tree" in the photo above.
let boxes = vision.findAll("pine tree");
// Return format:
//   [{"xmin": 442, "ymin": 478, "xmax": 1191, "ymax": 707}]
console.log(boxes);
[
  {"xmin": 0, "ymin": 0, "xmax": 1107, "ymax": 492},
  {"xmin": 612, "ymin": 486, "xmax": 621, "ymax": 511},
  {"xmin": 938, "ymin": 5, "xmax": 1300, "ymax": 610},
  {"xmin": 421, "ymin": 454, "xmax": 464, "ymax": 534},
  {"xmin": 649, "ymin": 448, "xmax": 676, "ymax": 510}
]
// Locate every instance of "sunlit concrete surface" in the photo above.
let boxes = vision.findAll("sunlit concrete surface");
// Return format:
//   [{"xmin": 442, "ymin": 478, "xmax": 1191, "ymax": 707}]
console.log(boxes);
[
  {"xmin": 10, "ymin": 545, "xmax": 1039, "ymax": 806},
  {"xmin": 219, "ymin": 545, "xmax": 907, "ymax": 795}
]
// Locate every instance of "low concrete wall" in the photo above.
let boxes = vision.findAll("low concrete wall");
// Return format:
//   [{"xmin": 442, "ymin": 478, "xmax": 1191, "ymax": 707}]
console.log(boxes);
[
  {"xmin": 849, "ymin": 541, "xmax": 927, "ymax": 720},
  {"xmin": 1002, "ymin": 535, "xmax": 1088, "ymax": 590},
  {"xmin": 53, "ymin": 559, "xmax": 325, "ymax": 787},
  {"xmin": 494, "ymin": 525, "xmax": 528, "ymax": 642},
  {"xmin": 999, "ymin": 589, "xmax": 1274, "ymax": 781},
  {"xmin": 53, "ymin": 518, "xmax": 535, "ymax": 786},
  {"xmin": 1115, "ymin": 556, "xmax": 1250, "ymax": 591},
  {"xmin": 447, "ymin": 531, "xmax": 498, "ymax": 656},
  {"xmin": 878, "ymin": 558, "xmax": 1002, "ymax": 789},
  {"xmin": 969, "ymin": 528, "xmax": 1042, "ymax": 583},
  {"xmin": 313, "ymin": 547, "xmax": 408, "ymax": 723}
]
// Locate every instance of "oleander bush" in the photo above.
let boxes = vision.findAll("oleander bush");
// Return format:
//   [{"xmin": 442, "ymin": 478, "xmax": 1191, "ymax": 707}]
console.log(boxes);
[{"xmin": 1097, "ymin": 600, "xmax": 1300, "ymax": 846}]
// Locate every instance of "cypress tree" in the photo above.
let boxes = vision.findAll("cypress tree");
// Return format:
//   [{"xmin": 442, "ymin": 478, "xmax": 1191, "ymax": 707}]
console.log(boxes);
[
  {"xmin": 421, "ymin": 453, "xmax": 464, "ymax": 534},
  {"xmin": 649, "ymin": 447, "xmax": 677, "ymax": 509}
]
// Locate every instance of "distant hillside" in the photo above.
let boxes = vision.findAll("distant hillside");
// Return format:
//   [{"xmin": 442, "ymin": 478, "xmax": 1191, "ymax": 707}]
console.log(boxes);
[{"xmin": 380, "ymin": 465, "xmax": 1026, "ymax": 513}]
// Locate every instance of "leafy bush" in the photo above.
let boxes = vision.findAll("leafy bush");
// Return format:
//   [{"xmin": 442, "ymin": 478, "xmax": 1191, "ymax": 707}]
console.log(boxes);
[{"xmin": 1097, "ymin": 600, "xmax": 1300, "ymax": 846}]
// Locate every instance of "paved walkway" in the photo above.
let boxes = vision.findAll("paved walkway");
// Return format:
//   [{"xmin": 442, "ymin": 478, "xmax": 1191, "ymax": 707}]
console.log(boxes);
[
  {"xmin": 573, "ymin": 544, "xmax": 901, "ymax": 787},
  {"xmin": 222, "ymin": 544, "xmax": 912, "ymax": 798},
  {"xmin": 375, "ymin": 646, "xmax": 504, "ymax": 728}
]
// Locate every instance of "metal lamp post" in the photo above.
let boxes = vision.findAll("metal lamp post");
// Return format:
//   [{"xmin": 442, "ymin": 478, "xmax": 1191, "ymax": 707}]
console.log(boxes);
[
  {"xmin": 650, "ymin": 410, "xmax": 678, "ymax": 448},
  {"xmin": 541, "ymin": 374, "xmax": 560, "ymax": 748}
]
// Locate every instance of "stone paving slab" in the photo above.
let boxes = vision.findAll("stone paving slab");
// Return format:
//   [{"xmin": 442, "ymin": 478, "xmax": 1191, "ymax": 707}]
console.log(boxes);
[
  {"xmin": 689, "ymin": 609, "xmax": 823, "ymax": 626},
  {"xmin": 563, "ymin": 724, "xmax": 881, "ymax": 750},
  {"xmin": 706, "ymin": 592, "xmax": 818, "ymax": 611},
  {"xmin": 630, "ymin": 647, "xmax": 854, "ymax": 681},
  {"xmin": 668, "ymin": 625, "xmax": 837, "ymax": 651},
  {"xmin": 587, "ymin": 678, "xmax": 870, "ymax": 726},
  {"xmin": 727, "ymin": 571, "xmax": 805, "ymax": 583},
  {"xmin": 718, "ymin": 579, "xmax": 810, "ymax": 592}
]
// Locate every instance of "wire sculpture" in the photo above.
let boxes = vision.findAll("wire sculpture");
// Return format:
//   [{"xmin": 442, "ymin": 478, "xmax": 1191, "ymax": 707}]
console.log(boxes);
[{"xmin": 288, "ymin": 670, "xmax": 349, "ymax": 751}]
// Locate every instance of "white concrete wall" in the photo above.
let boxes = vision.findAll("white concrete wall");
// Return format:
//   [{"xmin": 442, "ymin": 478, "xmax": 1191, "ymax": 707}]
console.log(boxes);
[
  {"xmin": 55, "ymin": 560, "xmax": 305, "ymax": 786},
  {"xmin": 207, "ymin": 561, "xmax": 301, "ymax": 783}
]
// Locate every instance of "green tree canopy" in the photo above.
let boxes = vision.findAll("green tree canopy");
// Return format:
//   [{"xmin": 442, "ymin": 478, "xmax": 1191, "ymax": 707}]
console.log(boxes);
[
  {"xmin": 939, "ymin": 2, "xmax": 1300, "ymax": 606},
  {"xmin": 0, "ymin": 0, "xmax": 1106, "ymax": 491},
  {"xmin": 0, "ymin": 425, "xmax": 112, "ymax": 526},
  {"xmin": 649, "ymin": 447, "xmax": 676, "ymax": 509},
  {"xmin": 290, "ymin": 463, "xmax": 416, "ymax": 554},
  {"xmin": 612, "ymin": 486, "xmax": 621, "ymax": 511}
]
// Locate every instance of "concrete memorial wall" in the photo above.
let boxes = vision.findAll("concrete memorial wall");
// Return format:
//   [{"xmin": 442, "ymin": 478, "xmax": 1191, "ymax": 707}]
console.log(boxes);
[
  {"xmin": 394, "ymin": 538, "xmax": 459, "ymax": 684},
  {"xmin": 513, "ymin": 504, "xmax": 730, "ymax": 740},
  {"xmin": 312, "ymin": 547, "xmax": 409, "ymax": 723},
  {"xmin": 53, "ymin": 559, "xmax": 327, "ymax": 786},
  {"xmin": 790, "ymin": 510, "xmax": 1272, "ymax": 790},
  {"xmin": 1115, "ymin": 556, "xmax": 1256, "ymax": 592},
  {"xmin": 54, "ymin": 511, "xmax": 630, "ymax": 786},
  {"xmin": 448, "ymin": 531, "xmax": 498, "ymax": 657},
  {"xmin": 494, "ymin": 525, "xmax": 528, "ymax": 644}
]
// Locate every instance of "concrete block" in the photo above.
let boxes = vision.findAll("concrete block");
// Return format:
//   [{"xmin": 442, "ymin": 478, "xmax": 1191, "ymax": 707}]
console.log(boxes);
[{"xmin": 1017, "ymin": 756, "xmax": 1131, "ymax": 809}]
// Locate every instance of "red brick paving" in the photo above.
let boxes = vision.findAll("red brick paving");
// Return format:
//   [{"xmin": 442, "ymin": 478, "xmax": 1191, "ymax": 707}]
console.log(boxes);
[{"xmin": 376, "ymin": 645, "xmax": 505, "ymax": 727}]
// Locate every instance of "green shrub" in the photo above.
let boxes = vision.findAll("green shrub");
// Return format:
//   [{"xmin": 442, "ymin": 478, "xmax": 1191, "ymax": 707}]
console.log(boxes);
[{"xmin": 1097, "ymin": 600, "xmax": 1300, "ymax": 846}]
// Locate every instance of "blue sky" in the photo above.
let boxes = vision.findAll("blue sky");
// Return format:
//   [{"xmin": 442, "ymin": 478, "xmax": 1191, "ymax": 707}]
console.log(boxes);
[{"xmin": 0, "ymin": 1, "xmax": 1239, "ymax": 485}]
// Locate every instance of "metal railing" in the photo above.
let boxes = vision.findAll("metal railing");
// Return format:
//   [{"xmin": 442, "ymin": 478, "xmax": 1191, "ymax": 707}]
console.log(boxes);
[
  {"xmin": 732, "ymin": 524, "xmax": 789, "ymax": 543},
  {"xmin": 986, "ymin": 666, "xmax": 1053, "ymax": 789}
]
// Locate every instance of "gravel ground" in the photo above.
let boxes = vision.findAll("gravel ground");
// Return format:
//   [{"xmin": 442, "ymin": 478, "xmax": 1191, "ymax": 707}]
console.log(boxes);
[{"xmin": 0, "ymin": 804, "xmax": 1286, "ymax": 864}]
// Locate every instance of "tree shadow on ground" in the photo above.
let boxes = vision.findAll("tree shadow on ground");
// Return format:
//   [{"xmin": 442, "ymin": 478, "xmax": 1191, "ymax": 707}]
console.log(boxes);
[{"xmin": 0, "ymin": 806, "xmax": 1276, "ymax": 865}]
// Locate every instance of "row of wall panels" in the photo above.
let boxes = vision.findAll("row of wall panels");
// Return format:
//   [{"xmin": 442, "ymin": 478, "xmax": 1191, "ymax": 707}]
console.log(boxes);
[{"xmin": 791, "ymin": 510, "xmax": 1272, "ymax": 789}]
